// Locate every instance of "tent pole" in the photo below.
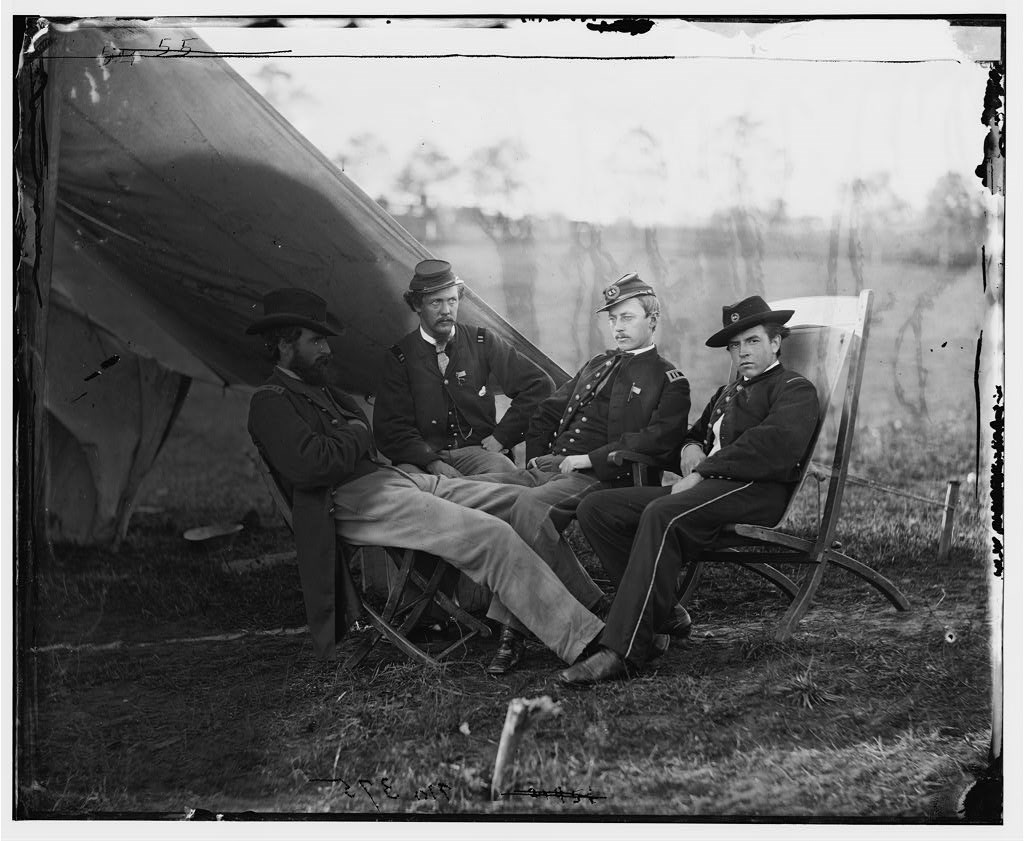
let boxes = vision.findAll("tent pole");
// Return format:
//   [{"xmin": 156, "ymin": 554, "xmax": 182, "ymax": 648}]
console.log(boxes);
[
  {"xmin": 15, "ymin": 16, "xmax": 64, "ymax": 805},
  {"xmin": 977, "ymin": 60, "xmax": 1004, "ymax": 776}
]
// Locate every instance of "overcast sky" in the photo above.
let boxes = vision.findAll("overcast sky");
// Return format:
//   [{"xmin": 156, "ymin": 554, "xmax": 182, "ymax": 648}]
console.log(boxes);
[{"xmin": 198, "ymin": 19, "xmax": 992, "ymax": 225}]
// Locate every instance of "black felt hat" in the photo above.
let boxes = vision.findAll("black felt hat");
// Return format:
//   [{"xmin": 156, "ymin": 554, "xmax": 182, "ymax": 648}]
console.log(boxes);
[
  {"xmin": 595, "ymin": 272, "xmax": 657, "ymax": 313},
  {"xmin": 705, "ymin": 295, "xmax": 794, "ymax": 347},
  {"xmin": 246, "ymin": 288, "xmax": 339, "ymax": 336}
]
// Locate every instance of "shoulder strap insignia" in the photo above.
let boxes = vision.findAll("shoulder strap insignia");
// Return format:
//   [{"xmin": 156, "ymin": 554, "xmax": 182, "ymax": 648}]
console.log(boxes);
[
  {"xmin": 476, "ymin": 327, "xmax": 486, "ymax": 344},
  {"xmin": 665, "ymin": 369, "xmax": 686, "ymax": 383},
  {"xmin": 389, "ymin": 345, "xmax": 406, "ymax": 363},
  {"xmin": 255, "ymin": 384, "xmax": 285, "ymax": 395}
]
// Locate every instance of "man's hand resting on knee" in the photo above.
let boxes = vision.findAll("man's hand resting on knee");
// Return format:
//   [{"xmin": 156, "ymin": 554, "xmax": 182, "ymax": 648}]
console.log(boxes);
[
  {"xmin": 671, "ymin": 472, "xmax": 704, "ymax": 494},
  {"xmin": 427, "ymin": 459, "xmax": 463, "ymax": 478}
]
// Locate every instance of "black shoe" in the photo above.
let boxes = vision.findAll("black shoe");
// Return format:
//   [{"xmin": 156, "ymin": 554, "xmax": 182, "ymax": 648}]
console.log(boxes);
[
  {"xmin": 486, "ymin": 626, "xmax": 526, "ymax": 675},
  {"xmin": 658, "ymin": 604, "xmax": 692, "ymax": 639},
  {"xmin": 558, "ymin": 648, "xmax": 629, "ymax": 686},
  {"xmin": 648, "ymin": 633, "xmax": 670, "ymax": 661}
]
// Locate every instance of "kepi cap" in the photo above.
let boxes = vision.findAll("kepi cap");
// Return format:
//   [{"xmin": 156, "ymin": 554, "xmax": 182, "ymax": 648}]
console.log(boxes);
[
  {"xmin": 408, "ymin": 259, "xmax": 465, "ymax": 296},
  {"xmin": 595, "ymin": 272, "xmax": 657, "ymax": 313}
]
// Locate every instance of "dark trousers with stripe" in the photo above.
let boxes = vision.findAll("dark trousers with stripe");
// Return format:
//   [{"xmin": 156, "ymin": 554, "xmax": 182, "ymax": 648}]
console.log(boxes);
[{"xmin": 576, "ymin": 478, "xmax": 792, "ymax": 667}]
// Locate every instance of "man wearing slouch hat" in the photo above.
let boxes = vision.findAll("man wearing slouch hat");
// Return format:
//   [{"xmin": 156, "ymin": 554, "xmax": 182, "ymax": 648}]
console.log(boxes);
[{"xmin": 245, "ymin": 287, "xmax": 603, "ymax": 666}]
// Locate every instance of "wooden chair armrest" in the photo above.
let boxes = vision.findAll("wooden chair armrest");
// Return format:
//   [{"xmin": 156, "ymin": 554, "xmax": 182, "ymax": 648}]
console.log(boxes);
[
  {"xmin": 608, "ymin": 450, "xmax": 674, "ymax": 487},
  {"xmin": 608, "ymin": 450, "xmax": 663, "ymax": 467}
]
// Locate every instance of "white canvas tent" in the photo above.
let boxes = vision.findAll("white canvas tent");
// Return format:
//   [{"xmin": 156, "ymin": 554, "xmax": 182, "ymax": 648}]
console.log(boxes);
[{"xmin": 17, "ymin": 21, "xmax": 566, "ymax": 545}]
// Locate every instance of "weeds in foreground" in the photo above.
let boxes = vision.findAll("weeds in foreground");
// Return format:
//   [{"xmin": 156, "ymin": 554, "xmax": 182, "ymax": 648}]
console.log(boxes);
[{"xmin": 779, "ymin": 662, "xmax": 844, "ymax": 710}]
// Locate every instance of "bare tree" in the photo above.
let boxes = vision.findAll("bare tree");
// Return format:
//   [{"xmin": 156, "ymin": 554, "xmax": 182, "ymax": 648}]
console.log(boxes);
[
  {"xmin": 334, "ymin": 131, "xmax": 388, "ymax": 174},
  {"xmin": 251, "ymin": 63, "xmax": 314, "ymax": 111},
  {"xmin": 714, "ymin": 114, "xmax": 793, "ymax": 300},
  {"xmin": 393, "ymin": 142, "xmax": 457, "ymax": 240},
  {"xmin": 559, "ymin": 222, "xmax": 620, "ymax": 360},
  {"xmin": 922, "ymin": 171, "xmax": 986, "ymax": 268},
  {"xmin": 466, "ymin": 140, "xmax": 540, "ymax": 340}
]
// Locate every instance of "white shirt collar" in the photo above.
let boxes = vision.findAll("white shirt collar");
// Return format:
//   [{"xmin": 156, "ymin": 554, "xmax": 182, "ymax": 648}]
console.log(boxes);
[
  {"xmin": 420, "ymin": 325, "xmax": 456, "ymax": 347},
  {"xmin": 743, "ymin": 359, "xmax": 780, "ymax": 381},
  {"xmin": 625, "ymin": 343, "xmax": 656, "ymax": 356},
  {"xmin": 276, "ymin": 364, "xmax": 301, "ymax": 380}
]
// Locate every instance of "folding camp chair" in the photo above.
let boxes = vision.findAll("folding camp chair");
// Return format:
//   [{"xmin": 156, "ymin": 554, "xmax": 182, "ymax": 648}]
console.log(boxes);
[
  {"xmin": 610, "ymin": 290, "xmax": 911, "ymax": 641},
  {"xmin": 254, "ymin": 458, "xmax": 490, "ymax": 668}
]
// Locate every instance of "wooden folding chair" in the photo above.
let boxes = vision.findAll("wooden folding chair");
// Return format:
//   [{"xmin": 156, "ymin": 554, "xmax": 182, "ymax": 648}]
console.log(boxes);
[
  {"xmin": 612, "ymin": 290, "xmax": 911, "ymax": 641},
  {"xmin": 253, "ymin": 458, "xmax": 490, "ymax": 668}
]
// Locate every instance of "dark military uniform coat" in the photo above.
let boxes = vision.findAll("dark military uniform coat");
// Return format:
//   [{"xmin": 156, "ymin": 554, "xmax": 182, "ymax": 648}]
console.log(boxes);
[
  {"xmin": 525, "ymin": 347, "xmax": 691, "ymax": 483},
  {"xmin": 684, "ymin": 362, "xmax": 820, "ymax": 484},
  {"xmin": 248, "ymin": 367, "xmax": 379, "ymax": 658},
  {"xmin": 373, "ymin": 324, "xmax": 554, "ymax": 468}
]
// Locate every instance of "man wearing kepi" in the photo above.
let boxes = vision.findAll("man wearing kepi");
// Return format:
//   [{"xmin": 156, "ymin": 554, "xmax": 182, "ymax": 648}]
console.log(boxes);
[
  {"xmin": 483, "ymin": 272, "xmax": 692, "ymax": 675},
  {"xmin": 245, "ymin": 288, "xmax": 603, "ymax": 665},
  {"xmin": 561, "ymin": 295, "xmax": 820, "ymax": 685},
  {"xmin": 373, "ymin": 259, "xmax": 554, "ymax": 477}
]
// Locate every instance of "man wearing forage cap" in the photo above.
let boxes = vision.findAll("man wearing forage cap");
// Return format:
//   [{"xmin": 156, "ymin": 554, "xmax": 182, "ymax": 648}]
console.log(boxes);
[
  {"xmin": 562, "ymin": 295, "xmax": 820, "ymax": 685},
  {"xmin": 373, "ymin": 259, "xmax": 554, "ymax": 478},
  {"xmin": 481, "ymin": 272, "xmax": 692, "ymax": 675},
  {"xmin": 246, "ymin": 287, "xmax": 603, "ymax": 666}
]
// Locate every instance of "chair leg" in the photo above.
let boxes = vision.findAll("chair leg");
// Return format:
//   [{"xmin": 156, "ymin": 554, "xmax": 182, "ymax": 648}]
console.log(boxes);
[
  {"xmin": 341, "ymin": 628, "xmax": 379, "ymax": 670},
  {"xmin": 408, "ymin": 568, "xmax": 491, "ymax": 638},
  {"xmin": 347, "ymin": 601, "xmax": 440, "ymax": 669},
  {"xmin": 380, "ymin": 547, "xmax": 417, "ymax": 620},
  {"xmin": 343, "ymin": 548, "xmax": 439, "ymax": 669},
  {"xmin": 770, "ymin": 544, "xmax": 910, "ymax": 641},
  {"xmin": 824, "ymin": 548, "xmax": 911, "ymax": 611},
  {"xmin": 342, "ymin": 547, "xmax": 497, "ymax": 668},
  {"xmin": 734, "ymin": 561, "xmax": 800, "ymax": 600},
  {"xmin": 389, "ymin": 551, "xmax": 446, "ymax": 634},
  {"xmin": 433, "ymin": 629, "xmax": 483, "ymax": 661},
  {"xmin": 773, "ymin": 552, "xmax": 831, "ymax": 642},
  {"xmin": 676, "ymin": 562, "xmax": 704, "ymax": 606}
]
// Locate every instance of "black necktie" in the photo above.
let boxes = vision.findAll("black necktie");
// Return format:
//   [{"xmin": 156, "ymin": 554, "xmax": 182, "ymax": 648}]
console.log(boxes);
[{"xmin": 591, "ymin": 351, "xmax": 628, "ymax": 397}]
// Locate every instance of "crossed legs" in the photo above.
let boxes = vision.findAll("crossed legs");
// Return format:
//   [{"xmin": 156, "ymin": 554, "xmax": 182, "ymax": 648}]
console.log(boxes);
[
  {"xmin": 568, "ymin": 478, "xmax": 791, "ymax": 680},
  {"xmin": 332, "ymin": 467, "xmax": 603, "ymax": 664}
]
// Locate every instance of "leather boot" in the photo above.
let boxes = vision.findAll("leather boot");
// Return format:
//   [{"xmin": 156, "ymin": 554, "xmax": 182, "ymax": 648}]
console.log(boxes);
[{"xmin": 486, "ymin": 626, "xmax": 526, "ymax": 675}]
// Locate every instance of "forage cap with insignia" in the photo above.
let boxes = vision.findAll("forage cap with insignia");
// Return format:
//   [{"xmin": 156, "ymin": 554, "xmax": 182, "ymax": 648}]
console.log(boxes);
[{"xmin": 596, "ymin": 272, "xmax": 657, "ymax": 313}]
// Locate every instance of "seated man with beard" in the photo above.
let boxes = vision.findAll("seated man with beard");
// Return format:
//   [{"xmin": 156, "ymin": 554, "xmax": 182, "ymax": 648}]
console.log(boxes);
[{"xmin": 246, "ymin": 287, "xmax": 604, "ymax": 666}]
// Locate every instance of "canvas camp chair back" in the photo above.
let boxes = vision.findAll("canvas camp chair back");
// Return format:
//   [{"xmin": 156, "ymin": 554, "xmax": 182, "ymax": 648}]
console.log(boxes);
[
  {"xmin": 253, "ymin": 456, "xmax": 489, "ymax": 668},
  {"xmin": 763, "ymin": 290, "xmax": 873, "ymax": 530},
  {"xmin": 681, "ymin": 290, "xmax": 910, "ymax": 640}
]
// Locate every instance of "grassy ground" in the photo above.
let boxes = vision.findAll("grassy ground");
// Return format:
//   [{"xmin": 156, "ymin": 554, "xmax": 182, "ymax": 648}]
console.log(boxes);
[{"xmin": 17, "ymin": 382, "xmax": 997, "ymax": 820}]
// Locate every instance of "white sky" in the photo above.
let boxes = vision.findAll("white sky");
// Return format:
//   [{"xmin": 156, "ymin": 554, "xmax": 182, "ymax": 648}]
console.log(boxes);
[{"xmin": 199, "ymin": 18, "xmax": 992, "ymax": 224}]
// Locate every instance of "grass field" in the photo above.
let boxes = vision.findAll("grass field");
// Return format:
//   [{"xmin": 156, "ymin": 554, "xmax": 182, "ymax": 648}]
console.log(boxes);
[
  {"xmin": 18, "ymin": 223, "xmax": 1000, "ymax": 820},
  {"xmin": 18, "ymin": 375, "xmax": 998, "ymax": 820}
]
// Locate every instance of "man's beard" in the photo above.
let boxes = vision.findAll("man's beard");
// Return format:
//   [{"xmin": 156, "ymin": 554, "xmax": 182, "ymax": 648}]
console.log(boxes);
[{"xmin": 292, "ymin": 354, "xmax": 331, "ymax": 386}]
